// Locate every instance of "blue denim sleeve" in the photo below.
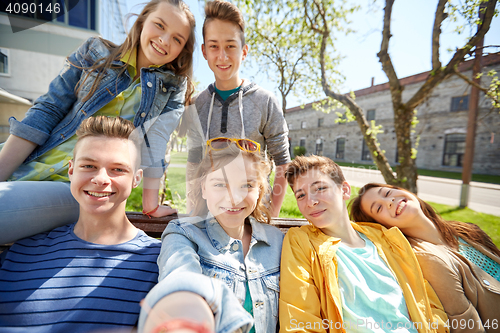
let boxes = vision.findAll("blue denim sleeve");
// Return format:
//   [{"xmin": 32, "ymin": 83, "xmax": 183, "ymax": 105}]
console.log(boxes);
[
  {"xmin": 9, "ymin": 38, "xmax": 91, "ymax": 145},
  {"xmin": 156, "ymin": 218, "xmax": 203, "ymax": 281},
  {"xmin": 140, "ymin": 80, "xmax": 186, "ymax": 178}
]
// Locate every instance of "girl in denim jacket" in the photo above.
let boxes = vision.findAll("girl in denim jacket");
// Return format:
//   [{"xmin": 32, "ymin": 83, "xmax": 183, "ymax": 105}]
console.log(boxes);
[
  {"xmin": 139, "ymin": 141, "xmax": 284, "ymax": 333},
  {"xmin": 0, "ymin": 0, "xmax": 196, "ymax": 244}
]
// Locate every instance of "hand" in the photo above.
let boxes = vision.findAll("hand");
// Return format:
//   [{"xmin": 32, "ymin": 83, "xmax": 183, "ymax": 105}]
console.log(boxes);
[{"xmin": 150, "ymin": 204, "xmax": 177, "ymax": 217}]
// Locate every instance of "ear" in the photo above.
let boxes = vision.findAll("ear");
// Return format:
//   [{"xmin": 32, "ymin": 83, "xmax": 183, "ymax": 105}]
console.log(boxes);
[
  {"xmin": 241, "ymin": 44, "xmax": 249, "ymax": 61},
  {"xmin": 133, "ymin": 169, "xmax": 143, "ymax": 188},
  {"xmin": 201, "ymin": 179, "xmax": 207, "ymax": 200},
  {"xmin": 68, "ymin": 159, "xmax": 74, "ymax": 180},
  {"xmin": 341, "ymin": 181, "xmax": 351, "ymax": 200},
  {"xmin": 202, "ymin": 44, "xmax": 207, "ymax": 60}
]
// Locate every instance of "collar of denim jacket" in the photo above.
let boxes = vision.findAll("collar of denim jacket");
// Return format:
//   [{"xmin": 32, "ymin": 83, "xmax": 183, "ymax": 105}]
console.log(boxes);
[{"xmin": 206, "ymin": 215, "xmax": 272, "ymax": 252}]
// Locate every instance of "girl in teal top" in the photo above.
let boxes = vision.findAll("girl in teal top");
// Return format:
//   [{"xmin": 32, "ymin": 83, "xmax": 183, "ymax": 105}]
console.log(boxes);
[{"xmin": 351, "ymin": 183, "xmax": 500, "ymax": 333}]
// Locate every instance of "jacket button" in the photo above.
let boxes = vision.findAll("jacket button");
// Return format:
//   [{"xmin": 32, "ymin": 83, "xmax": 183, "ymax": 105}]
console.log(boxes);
[
  {"xmin": 483, "ymin": 279, "xmax": 491, "ymax": 286},
  {"xmin": 232, "ymin": 243, "xmax": 239, "ymax": 251},
  {"xmin": 141, "ymin": 112, "xmax": 146, "ymax": 118},
  {"xmin": 147, "ymin": 82, "xmax": 153, "ymax": 88}
]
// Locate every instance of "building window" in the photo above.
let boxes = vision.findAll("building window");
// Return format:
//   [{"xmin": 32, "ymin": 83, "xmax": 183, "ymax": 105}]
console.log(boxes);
[
  {"xmin": 442, "ymin": 133, "xmax": 466, "ymax": 166},
  {"xmin": 0, "ymin": 48, "xmax": 9, "ymax": 76},
  {"xmin": 336, "ymin": 138, "xmax": 345, "ymax": 159},
  {"xmin": 299, "ymin": 139, "xmax": 306, "ymax": 147},
  {"xmin": 361, "ymin": 139, "xmax": 372, "ymax": 161},
  {"xmin": 1, "ymin": 0, "xmax": 97, "ymax": 31},
  {"xmin": 301, "ymin": 121, "xmax": 307, "ymax": 129},
  {"xmin": 318, "ymin": 118, "xmax": 324, "ymax": 127},
  {"xmin": 315, "ymin": 139, "xmax": 323, "ymax": 155},
  {"xmin": 450, "ymin": 96, "xmax": 469, "ymax": 112},
  {"xmin": 366, "ymin": 110, "xmax": 375, "ymax": 121},
  {"xmin": 288, "ymin": 123, "xmax": 293, "ymax": 130}
]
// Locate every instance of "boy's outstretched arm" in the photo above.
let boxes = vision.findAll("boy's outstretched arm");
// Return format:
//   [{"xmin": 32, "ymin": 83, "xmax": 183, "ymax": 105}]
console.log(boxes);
[{"xmin": 270, "ymin": 163, "xmax": 289, "ymax": 217}]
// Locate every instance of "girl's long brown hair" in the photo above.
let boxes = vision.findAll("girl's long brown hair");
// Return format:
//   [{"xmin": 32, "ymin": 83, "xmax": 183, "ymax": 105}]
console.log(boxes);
[
  {"xmin": 76, "ymin": 0, "xmax": 196, "ymax": 104},
  {"xmin": 350, "ymin": 183, "xmax": 500, "ymax": 257},
  {"xmin": 189, "ymin": 146, "xmax": 271, "ymax": 224}
]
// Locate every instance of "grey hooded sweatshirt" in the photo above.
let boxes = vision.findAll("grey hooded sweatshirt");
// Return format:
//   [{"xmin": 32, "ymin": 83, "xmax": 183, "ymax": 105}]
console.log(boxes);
[{"xmin": 185, "ymin": 80, "xmax": 291, "ymax": 165}]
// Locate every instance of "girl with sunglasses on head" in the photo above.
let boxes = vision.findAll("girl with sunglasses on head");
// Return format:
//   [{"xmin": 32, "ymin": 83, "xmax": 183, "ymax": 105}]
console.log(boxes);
[
  {"xmin": 350, "ymin": 183, "xmax": 500, "ymax": 333},
  {"xmin": 0, "ymin": 0, "xmax": 196, "ymax": 244},
  {"xmin": 139, "ymin": 142, "xmax": 284, "ymax": 333}
]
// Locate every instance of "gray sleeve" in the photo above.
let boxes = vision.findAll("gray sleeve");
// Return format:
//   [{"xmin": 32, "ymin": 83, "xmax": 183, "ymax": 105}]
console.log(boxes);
[{"xmin": 262, "ymin": 93, "xmax": 291, "ymax": 166}]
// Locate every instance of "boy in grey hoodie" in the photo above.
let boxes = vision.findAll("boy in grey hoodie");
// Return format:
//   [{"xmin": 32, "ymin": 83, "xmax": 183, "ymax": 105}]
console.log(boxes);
[{"xmin": 185, "ymin": 0, "xmax": 291, "ymax": 217}]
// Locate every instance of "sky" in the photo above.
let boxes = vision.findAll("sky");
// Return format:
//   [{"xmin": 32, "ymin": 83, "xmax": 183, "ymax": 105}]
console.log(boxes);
[{"xmin": 125, "ymin": 0, "xmax": 500, "ymax": 109}]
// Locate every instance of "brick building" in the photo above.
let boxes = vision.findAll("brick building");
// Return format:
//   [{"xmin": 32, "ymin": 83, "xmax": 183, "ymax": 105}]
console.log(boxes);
[{"xmin": 285, "ymin": 53, "xmax": 500, "ymax": 176}]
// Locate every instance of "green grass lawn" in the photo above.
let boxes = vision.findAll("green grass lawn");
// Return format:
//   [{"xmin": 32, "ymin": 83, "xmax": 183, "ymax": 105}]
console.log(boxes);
[{"xmin": 128, "ymin": 151, "xmax": 500, "ymax": 246}]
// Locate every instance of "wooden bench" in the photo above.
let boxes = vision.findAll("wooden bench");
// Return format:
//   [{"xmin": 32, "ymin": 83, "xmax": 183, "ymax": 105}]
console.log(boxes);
[
  {"xmin": 0, "ymin": 213, "xmax": 309, "ymax": 254},
  {"xmin": 127, "ymin": 212, "xmax": 309, "ymax": 238}
]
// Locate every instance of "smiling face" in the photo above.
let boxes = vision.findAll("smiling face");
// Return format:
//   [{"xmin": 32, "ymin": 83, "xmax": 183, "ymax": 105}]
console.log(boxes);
[
  {"xmin": 69, "ymin": 136, "xmax": 142, "ymax": 217},
  {"xmin": 202, "ymin": 156, "xmax": 259, "ymax": 235},
  {"xmin": 359, "ymin": 186, "xmax": 424, "ymax": 230},
  {"xmin": 137, "ymin": 2, "xmax": 191, "ymax": 69},
  {"xmin": 202, "ymin": 19, "xmax": 248, "ymax": 90},
  {"xmin": 293, "ymin": 168, "xmax": 351, "ymax": 234}
]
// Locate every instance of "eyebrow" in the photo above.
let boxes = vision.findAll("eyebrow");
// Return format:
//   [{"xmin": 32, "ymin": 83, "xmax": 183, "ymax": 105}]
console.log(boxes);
[
  {"xmin": 155, "ymin": 17, "xmax": 187, "ymax": 42},
  {"xmin": 77, "ymin": 157, "xmax": 131, "ymax": 168},
  {"xmin": 369, "ymin": 188, "xmax": 383, "ymax": 214},
  {"xmin": 294, "ymin": 181, "xmax": 322, "ymax": 195}
]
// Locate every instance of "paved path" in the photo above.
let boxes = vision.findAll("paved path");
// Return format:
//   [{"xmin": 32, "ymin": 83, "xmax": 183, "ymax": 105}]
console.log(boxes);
[{"xmin": 341, "ymin": 166, "xmax": 500, "ymax": 216}]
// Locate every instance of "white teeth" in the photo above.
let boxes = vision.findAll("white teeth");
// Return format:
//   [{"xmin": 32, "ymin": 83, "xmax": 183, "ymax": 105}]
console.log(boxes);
[
  {"xmin": 224, "ymin": 207, "xmax": 242, "ymax": 212},
  {"xmin": 87, "ymin": 191, "xmax": 112, "ymax": 198},
  {"xmin": 219, "ymin": 65, "xmax": 230, "ymax": 69},
  {"xmin": 152, "ymin": 42, "xmax": 166, "ymax": 55},
  {"xmin": 396, "ymin": 201, "xmax": 406, "ymax": 215}
]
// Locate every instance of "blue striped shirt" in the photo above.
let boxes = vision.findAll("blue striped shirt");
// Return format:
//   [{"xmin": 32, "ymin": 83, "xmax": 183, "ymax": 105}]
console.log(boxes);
[{"xmin": 0, "ymin": 223, "xmax": 161, "ymax": 333}]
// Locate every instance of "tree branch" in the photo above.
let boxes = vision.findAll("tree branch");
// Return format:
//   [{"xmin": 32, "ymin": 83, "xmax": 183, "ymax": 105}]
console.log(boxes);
[
  {"xmin": 432, "ymin": 0, "xmax": 447, "ymax": 70},
  {"xmin": 377, "ymin": 0, "xmax": 403, "ymax": 107}
]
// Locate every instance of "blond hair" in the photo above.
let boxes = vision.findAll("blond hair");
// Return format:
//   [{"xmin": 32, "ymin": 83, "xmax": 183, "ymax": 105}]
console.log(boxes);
[{"xmin": 74, "ymin": 116, "xmax": 141, "ymax": 168}]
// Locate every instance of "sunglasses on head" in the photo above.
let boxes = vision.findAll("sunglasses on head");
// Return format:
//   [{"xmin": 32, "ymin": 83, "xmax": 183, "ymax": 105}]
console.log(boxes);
[{"xmin": 206, "ymin": 137, "xmax": 261, "ymax": 153}]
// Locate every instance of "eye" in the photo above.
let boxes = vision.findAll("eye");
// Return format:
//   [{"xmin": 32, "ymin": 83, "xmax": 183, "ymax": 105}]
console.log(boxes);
[
  {"xmin": 243, "ymin": 183, "xmax": 254, "ymax": 188},
  {"xmin": 385, "ymin": 190, "xmax": 391, "ymax": 197},
  {"xmin": 295, "ymin": 193, "xmax": 305, "ymax": 200},
  {"xmin": 209, "ymin": 44, "xmax": 218, "ymax": 49},
  {"xmin": 174, "ymin": 37, "xmax": 181, "ymax": 44},
  {"xmin": 318, "ymin": 186, "xmax": 327, "ymax": 191},
  {"xmin": 214, "ymin": 183, "xmax": 226, "ymax": 188},
  {"xmin": 155, "ymin": 22, "xmax": 164, "ymax": 29},
  {"xmin": 114, "ymin": 168, "xmax": 126, "ymax": 173},
  {"xmin": 81, "ymin": 165, "xmax": 95, "ymax": 169},
  {"xmin": 377, "ymin": 205, "xmax": 382, "ymax": 213}
]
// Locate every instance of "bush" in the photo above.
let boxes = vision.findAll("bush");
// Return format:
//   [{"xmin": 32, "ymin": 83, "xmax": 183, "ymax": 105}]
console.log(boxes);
[{"xmin": 294, "ymin": 146, "xmax": 306, "ymax": 156}]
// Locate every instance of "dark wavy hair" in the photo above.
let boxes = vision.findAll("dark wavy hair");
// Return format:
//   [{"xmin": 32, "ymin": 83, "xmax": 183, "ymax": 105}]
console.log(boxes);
[
  {"xmin": 76, "ymin": 0, "xmax": 196, "ymax": 104},
  {"xmin": 350, "ymin": 183, "xmax": 500, "ymax": 257},
  {"xmin": 189, "ymin": 145, "xmax": 271, "ymax": 224}
]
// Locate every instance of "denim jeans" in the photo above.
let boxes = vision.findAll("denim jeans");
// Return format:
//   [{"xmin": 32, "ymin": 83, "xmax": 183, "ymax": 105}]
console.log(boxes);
[{"xmin": 0, "ymin": 181, "xmax": 79, "ymax": 244}]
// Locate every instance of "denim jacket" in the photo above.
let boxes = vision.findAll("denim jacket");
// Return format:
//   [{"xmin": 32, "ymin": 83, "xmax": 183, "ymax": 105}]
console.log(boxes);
[
  {"xmin": 8, "ymin": 37, "xmax": 186, "ymax": 178},
  {"xmin": 138, "ymin": 215, "xmax": 284, "ymax": 333}
]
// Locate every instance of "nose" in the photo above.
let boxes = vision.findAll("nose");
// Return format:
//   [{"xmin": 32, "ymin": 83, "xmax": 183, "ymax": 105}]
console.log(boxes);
[
  {"xmin": 226, "ymin": 186, "xmax": 248, "ymax": 207},
  {"xmin": 306, "ymin": 193, "xmax": 319, "ymax": 207},
  {"xmin": 217, "ymin": 48, "xmax": 228, "ymax": 61},
  {"xmin": 159, "ymin": 33, "xmax": 170, "ymax": 46},
  {"xmin": 91, "ymin": 168, "xmax": 110, "ymax": 186},
  {"xmin": 385, "ymin": 197, "xmax": 395, "ymax": 208}
]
